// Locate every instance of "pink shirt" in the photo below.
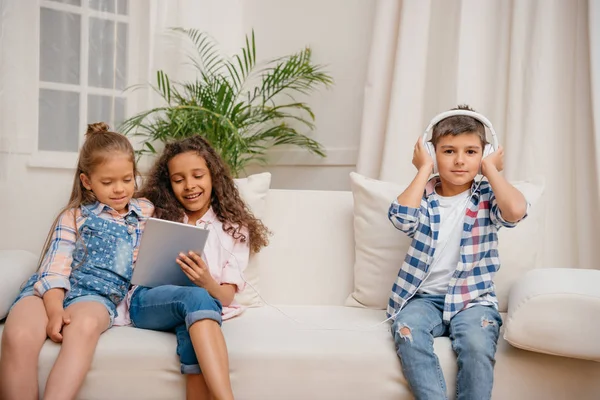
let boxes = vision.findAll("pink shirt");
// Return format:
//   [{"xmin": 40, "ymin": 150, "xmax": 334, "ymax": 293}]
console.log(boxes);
[{"xmin": 113, "ymin": 208, "xmax": 249, "ymax": 325}]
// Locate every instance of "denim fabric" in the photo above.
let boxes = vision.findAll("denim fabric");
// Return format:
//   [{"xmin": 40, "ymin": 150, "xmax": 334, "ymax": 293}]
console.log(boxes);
[
  {"xmin": 12, "ymin": 207, "xmax": 136, "ymax": 327},
  {"xmin": 129, "ymin": 285, "xmax": 223, "ymax": 374},
  {"xmin": 391, "ymin": 294, "xmax": 502, "ymax": 400}
]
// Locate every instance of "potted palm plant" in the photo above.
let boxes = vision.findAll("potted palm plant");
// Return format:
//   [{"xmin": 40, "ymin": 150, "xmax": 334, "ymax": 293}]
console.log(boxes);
[{"xmin": 121, "ymin": 29, "xmax": 333, "ymax": 177}]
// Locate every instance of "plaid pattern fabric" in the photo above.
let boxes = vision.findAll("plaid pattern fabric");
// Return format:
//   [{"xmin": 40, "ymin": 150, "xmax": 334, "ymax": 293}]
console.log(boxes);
[
  {"xmin": 33, "ymin": 198, "xmax": 154, "ymax": 297},
  {"xmin": 387, "ymin": 177, "xmax": 525, "ymax": 323}
]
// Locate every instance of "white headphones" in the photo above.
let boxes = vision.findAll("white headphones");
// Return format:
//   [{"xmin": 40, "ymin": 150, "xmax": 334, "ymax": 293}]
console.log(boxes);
[{"xmin": 422, "ymin": 109, "xmax": 499, "ymax": 174}]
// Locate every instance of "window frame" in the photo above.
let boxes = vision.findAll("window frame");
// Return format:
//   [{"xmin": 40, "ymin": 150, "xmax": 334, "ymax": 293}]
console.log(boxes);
[{"xmin": 28, "ymin": 0, "xmax": 147, "ymax": 169}]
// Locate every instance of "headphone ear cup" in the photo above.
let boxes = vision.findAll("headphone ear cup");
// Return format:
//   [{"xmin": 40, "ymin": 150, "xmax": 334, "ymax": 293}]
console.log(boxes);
[
  {"xmin": 479, "ymin": 144, "xmax": 493, "ymax": 174},
  {"xmin": 425, "ymin": 141, "xmax": 437, "ymax": 174},
  {"xmin": 483, "ymin": 144, "xmax": 493, "ymax": 159}
]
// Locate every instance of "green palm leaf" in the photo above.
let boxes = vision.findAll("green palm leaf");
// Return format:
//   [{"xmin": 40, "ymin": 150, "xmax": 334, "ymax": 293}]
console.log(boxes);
[{"xmin": 121, "ymin": 29, "xmax": 333, "ymax": 177}]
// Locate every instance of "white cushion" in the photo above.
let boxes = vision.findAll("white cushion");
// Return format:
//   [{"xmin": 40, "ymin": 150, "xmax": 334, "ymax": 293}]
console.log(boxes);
[
  {"xmin": 494, "ymin": 180, "xmax": 545, "ymax": 311},
  {"xmin": 504, "ymin": 268, "xmax": 600, "ymax": 361},
  {"xmin": 0, "ymin": 250, "xmax": 39, "ymax": 319},
  {"xmin": 345, "ymin": 172, "xmax": 545, "ymax": 312},
  {"xmin": 256, "ymin": 189, "xmax": 355, "ymax": 306},
  {"xmin": 345, "ymin": 173, "xmax": 409, "ymax": 309},
  {"xmin": 0, "ymin": 307, "xmax": 430, "ymax": 399},
  {"xmin": 34, "ymin": 326, "xmax": 185, "ymax": 399},
  {"xmin": 2, "ymin": 305, "xmax": 599, "ymax": 399},
  {"xmin": 233, "ymin": 172, "xmax": 271, "ymax": 307},
  {"xmin": 224, "ymin": 306, "xmax": 456, "ymax": 399}
]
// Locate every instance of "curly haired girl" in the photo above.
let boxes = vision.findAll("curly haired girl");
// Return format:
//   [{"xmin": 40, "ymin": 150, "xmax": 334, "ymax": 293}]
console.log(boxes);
[{"xmin": 131, "ymin": 135, "xmax": 269, "ymax": 400}]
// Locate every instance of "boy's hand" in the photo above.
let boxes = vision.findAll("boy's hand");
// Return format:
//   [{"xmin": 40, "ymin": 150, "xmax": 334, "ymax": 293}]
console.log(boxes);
[
  {"xmin": 46, "ymin": 309, "xmax": 70, "ymax": 343},
  {"xmin": 413, "ymin": 138, "xmax": 434, "ymax": 174},
  {"xmin": 481, "ymin": 145, "xmax": 504, "ymax": 177},
  {"xmin": 177, "ymin": 251, "xmax": 217, "ymax": 290}
]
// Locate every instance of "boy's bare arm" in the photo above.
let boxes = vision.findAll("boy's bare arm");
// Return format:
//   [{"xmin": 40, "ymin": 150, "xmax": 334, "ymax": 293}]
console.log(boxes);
[
  {"xmin": 396, "ymin": 139, "xmax": 434, "ymax": 207},
  {"xmin": 481, "ymin": 146, "xmax": 527, "ymax": 222}
]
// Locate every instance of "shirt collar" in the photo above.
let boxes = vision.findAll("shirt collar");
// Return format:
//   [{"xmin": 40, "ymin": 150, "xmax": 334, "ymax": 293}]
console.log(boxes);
[
  {"xmin": 86, "ymin": 198, "xmax": 144, "ymax": 219},
  {"xmin": 182, "ymin": 207, "xmax": 216, "ymax": 226},
  {"xmin": 425, "ymin": 176, "xmax": 482, "ymax": 199}
]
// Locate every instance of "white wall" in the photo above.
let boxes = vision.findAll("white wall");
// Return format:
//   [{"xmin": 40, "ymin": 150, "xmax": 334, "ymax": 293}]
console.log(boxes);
[
  {"xmin": 241, "ymin": 0, "xmax": 373, "ymax": 190},
  {"xmin": 0, "ymin": 0, "xmax": 375, "ymax": 253},
  {"xmin": 173, "ymin": 0, "xmax": 376, "ymax": 190}
]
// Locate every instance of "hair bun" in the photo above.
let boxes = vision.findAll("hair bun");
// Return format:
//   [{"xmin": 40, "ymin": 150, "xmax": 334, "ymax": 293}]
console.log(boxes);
[{"xmin": 86, "ymin": 122, "xmax": 110, "ymax": 136}]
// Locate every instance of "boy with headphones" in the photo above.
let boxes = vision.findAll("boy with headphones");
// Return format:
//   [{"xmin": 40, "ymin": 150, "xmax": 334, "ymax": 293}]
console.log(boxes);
[{"xmin": 388, "ymin": 105, "xmax": 528, "ymax": 399}]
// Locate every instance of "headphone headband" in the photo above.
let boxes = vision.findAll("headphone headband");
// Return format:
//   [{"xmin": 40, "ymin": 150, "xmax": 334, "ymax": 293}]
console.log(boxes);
[{"xmin": 422, "ymin": 109, "xmax": 499, "ymax": 151}]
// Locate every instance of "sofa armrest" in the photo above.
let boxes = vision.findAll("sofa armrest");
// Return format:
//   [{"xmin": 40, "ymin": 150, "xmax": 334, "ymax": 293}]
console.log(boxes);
[
  {"xmin": 0, "ymin": 250, "xmax": 39, "ymax": 320},
  {"xmin": 504, "ymin": 268, "xmax": 600, "ymax": 362}
]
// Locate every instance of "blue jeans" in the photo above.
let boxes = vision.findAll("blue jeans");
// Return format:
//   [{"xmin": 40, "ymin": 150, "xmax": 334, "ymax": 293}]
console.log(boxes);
[
  {"xmin": 391, "ymin": 294, "xmax": 502, "ymax": 400},
  {"xmin": 129, "ymin": 285, "xmax": 223, "ymax": 374}
]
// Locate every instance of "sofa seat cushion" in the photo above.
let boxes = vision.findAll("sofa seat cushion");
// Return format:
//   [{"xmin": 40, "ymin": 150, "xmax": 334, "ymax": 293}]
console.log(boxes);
[
  {"xmin": 223, "ymin": 306, "xmax": 455, "ymax": 399},
  {"xmin": 2, "ymin": 306, "xmax": 599, "ymax": 399},
  {"xmin": 13, "ymin": 325, "xmax": 186, "ymax": 399},
  {"xmin": 0, "ymin": 306, "xmax": 452, "ymax": 399}
]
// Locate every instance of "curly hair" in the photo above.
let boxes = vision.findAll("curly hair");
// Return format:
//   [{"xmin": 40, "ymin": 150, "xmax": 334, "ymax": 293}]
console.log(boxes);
[{"xmin": 138, "ymin": 135, "xmax": 270, "ymax": 253}]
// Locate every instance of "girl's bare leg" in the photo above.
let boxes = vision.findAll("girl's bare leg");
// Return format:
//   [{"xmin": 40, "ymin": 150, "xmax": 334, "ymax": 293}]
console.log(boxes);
[
  {"xmin": 42, "ymin": 301, "xmax": 109, "ymax": 400},
  {"xmin": 189, "ymin": 320, "xmax": 233, "ymax": 400},
  {"xmin": 186, "ymin": 373, "xmax": 213, "ymax": 400},
  {"xmin": 0, "ymin": 297, "xmax": 48, "ymax": 400}
]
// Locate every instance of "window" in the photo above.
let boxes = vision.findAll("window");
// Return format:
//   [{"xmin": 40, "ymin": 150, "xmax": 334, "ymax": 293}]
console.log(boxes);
[{"xmin": 37, "ymin": 0, "xmax": 129, "ymax": 154}]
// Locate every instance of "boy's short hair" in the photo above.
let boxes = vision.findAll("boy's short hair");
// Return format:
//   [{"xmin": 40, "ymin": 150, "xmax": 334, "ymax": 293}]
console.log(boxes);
[{"xmin": 431, "ymin": 104, "xmax": 487, "ymax": 149}]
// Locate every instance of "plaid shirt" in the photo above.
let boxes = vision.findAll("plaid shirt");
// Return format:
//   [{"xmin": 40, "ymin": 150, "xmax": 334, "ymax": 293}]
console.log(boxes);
[
  {"xmin": 33, "ymin": 198, "xmax": 154, "ymax": 297},
  {"xmin": 387, "ymin": 177, "xmax": 526, "ymax": 323}
]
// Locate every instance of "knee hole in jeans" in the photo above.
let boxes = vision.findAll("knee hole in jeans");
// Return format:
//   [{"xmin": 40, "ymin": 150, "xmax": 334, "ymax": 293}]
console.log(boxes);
[{"xmin": 397, "ymin": 324, "xmax": 413, "ymax": 343}]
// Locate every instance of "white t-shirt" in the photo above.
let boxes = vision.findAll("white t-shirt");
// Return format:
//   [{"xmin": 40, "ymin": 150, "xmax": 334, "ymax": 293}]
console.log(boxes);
[{"xmin": 419, "ymin": 187, "xmax": 471, "ymax": 295}]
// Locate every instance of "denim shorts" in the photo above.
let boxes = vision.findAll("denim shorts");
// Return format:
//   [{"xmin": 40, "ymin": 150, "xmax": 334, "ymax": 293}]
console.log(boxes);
[{"xmin": 11, "ymin": 275, "xmax": 117, "ymax": 328}]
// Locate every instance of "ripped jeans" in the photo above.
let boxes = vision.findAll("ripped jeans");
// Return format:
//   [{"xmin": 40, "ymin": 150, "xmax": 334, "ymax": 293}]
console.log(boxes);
[{"xmin": 391, "ymin": 294, "xmax": 502, "ymax": 400}]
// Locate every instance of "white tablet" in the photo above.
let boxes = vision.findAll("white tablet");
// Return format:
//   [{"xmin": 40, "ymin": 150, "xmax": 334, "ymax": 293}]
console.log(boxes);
[{"xmin": 131, "ymin": 217, "xmax": 210, "ymax": 287}]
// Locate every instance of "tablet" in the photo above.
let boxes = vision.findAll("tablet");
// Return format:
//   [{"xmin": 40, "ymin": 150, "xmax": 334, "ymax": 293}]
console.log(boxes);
[{"xmin": 131, "ymin": 217, "xmax": 210, "ymax": 287}]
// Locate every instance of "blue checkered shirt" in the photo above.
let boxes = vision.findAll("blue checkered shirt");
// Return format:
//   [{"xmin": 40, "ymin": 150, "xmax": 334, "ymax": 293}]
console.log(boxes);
[{"xmin": 387, "ymin": 177, "xmax": 526, "ymax": 323}]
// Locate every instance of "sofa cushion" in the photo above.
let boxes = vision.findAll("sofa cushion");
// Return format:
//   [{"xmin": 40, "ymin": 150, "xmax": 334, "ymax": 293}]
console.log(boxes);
[
  {"xmin": 345, "ymin": 173, "xmax": 409, "ymax": 310},
  {"xmin": 29, "ymin": 326, "xmax": 185, "ymax": 399},
  {"xmin": 345, "ymin": 172, "xmax": 545, "ymax": 312},
  {"xmin": 2, "ymin": 305, "xmax": 600, "ymax": 399},
  {"xmin": 233, "ymin": 172, "xmax": 271, "ymax": 307},
  {"xmin": 504, "ymin": 268, "xmax": 600, "ymax": 361},
  {"xmin": 226, "ymin": 308, "xmax": 600, "ymax": 400},
  {"xmin": 255, "ymin": 189, "xmax": 355, "ymax": 306},
  {"xmin": 0, "ymin": 250, "xmax": 39, "ymax": 320},
  {"xmin": 224, "ymin": 306, "xmax": 437, "ymax": 399}
]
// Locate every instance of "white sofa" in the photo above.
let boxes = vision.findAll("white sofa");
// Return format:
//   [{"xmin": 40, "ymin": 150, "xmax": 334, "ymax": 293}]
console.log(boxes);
[{"xmin": 1, "ymin": 182, "xmax": 600, "ymax": 399}]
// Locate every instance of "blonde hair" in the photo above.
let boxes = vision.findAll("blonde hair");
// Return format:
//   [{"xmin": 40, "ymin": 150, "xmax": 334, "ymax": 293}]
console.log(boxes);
[{"xmin": 36, "ymin": 122, "xmax": 138, "ymax": 269}]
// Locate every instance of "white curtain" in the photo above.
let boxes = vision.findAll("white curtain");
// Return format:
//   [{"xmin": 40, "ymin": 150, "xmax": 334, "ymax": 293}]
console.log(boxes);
[
  {"xmin": 132, "ymin": 0, "xmax": 186, "ymax": 116},
  {"xmin": 0, "ymin": 0, "xmax": 15, "ymax": 183},
  {"xmin": 357, "ymin": 0, "xmax": 599, "ymax": 269},
  {"xmin": 591, "ymin": 0, "xmax": 600, "ymax": 196}
]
